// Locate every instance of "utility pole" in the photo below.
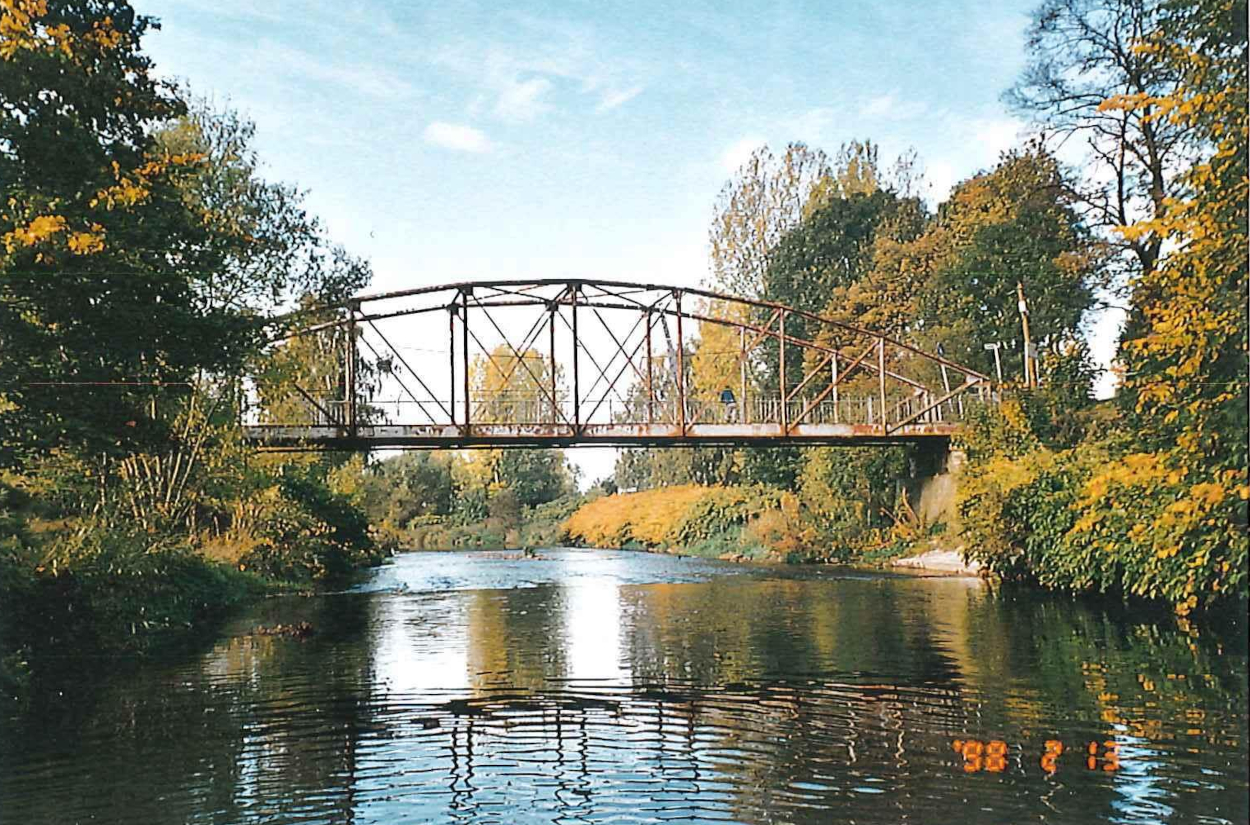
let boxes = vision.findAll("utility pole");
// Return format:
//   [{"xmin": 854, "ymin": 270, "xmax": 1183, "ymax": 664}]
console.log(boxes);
[
  {"xmin": 983, "ymin": 342, "xmax": 1004, "ymax": 384},
  {"xmin": 1017, "ymin": 281, "xmax": 1036, "ymax": 389}
]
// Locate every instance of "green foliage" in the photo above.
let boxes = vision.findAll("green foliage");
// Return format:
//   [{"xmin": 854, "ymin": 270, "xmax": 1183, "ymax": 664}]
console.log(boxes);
[
  {"xmin": 959, "ymin": 443, "xmax": 1102, "ymax": 581},
  {"xmin": 359, "ymin": 451, "xmax": 455, "ymax": 531},
  {"xmin": 798, "ymin": 445, "xmax": 911, "ymax": 548},
  {"xmin": 240, "ymin": 464, "xmax": 378, "ymax": 580},
  {"xmin": 956, "ymin": 397, "xmax": 1043, "ymax": 463},
  {"xmin": 669, "ymin": 486, "xmax": 783, "ymax": 546}
]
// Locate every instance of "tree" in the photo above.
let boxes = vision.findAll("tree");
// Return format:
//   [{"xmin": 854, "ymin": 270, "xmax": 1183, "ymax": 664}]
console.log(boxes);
[
  {"xmin": 816, "ymin": 147, "xmax": 1102, "ymax": 379},
  {"xmin": 457, "ymin": 346, "xmax": 572, "ymax": 510},
  {"xmin": 1, "ymin": 1, "xmax": 219, "ymax": 460},
  {"xmin": 361, "ymin": 451, "xmax": 455, "ymax": 528},
  {"xmin": 1008, "ymin": 0, "xmax": 1186, "ymax": 284},
  {"xmin": 1108, "ymin": 0, "xmax": 1247, "ymax": 470},
  {"xmin": 155, "ymin": 99, "xmax": 369, "ymax": 315},
  {"xmin": 0, "ymin": 4, "xmax": 369, "ymax": 464},
  {"xmin": 912, "ymin": 147, "xmax": 1103, "ymax": 373},
  {"xmin": 709, "ymin": 143, "xmax": 831, "ymax": 297}
]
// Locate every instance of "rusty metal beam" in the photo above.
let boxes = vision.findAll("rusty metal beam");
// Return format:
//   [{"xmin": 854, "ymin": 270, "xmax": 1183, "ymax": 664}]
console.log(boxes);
[
  {"xmin": 466, "ymin": 297, "xmax": 570, "ymax": 427},
  {"xmin": 277, "ymin": 278, "xmax": 988, "ymax": 381},
  {"xmin": 363, "ymin": 318, "xmax": 449, "ymax": 423},
  {"xmin": 784, "ymin": 352, "xmax": 833, "ymax": 406},
  {"xmin": 887, "ymin": 380, "xmax": 980, "ymax": 434}
]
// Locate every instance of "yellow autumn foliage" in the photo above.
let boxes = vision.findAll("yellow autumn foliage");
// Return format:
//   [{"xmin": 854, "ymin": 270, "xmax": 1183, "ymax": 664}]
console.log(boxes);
[
  {"xmin": 3, "ymin": 213, "xmax": 65, "ymax": 250},
  {"xmin": 0, "ymin": 0, "xmax": 116, "ymax": 60},
  {"xmin": 563, "ymin": 485, "xmax": 711, "ymax": 548}
]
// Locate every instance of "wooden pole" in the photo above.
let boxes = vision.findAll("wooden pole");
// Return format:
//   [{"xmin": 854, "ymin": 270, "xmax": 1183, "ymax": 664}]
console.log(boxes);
[
  {"xmin": 1017, "ymin": 281, "xmax": 1035, "ymax": 388},
  {"xmin": 831, "ymin": 353, "xmax": 839, "ymax": 424}
]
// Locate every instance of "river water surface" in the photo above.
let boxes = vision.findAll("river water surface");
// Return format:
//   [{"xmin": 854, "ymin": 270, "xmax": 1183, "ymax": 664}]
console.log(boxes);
[{"xmin": 2, "ymin": 549, "xmax": 1247, "ymax": 824}]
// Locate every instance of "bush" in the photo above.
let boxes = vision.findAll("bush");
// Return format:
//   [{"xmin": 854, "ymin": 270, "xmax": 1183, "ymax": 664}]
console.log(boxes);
[
  {"xmin": 957, "ymin": 398, "xmax": 1247, "ymax": 614},
  {"xmin": 239, "ymin": 467, "xmax": 378, "ymax": 580},
  {"xmin": 16, "ymin": 527, "xmax": 263, "ymax": 657}
]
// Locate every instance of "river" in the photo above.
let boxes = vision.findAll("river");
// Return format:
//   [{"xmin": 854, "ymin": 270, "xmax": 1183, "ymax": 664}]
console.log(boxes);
[{"xmin": 2, "ymin": 548, "xmax": 1246, "ymax": 824}]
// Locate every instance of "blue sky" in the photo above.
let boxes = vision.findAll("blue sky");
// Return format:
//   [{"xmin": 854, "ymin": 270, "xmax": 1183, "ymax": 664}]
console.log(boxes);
[
  {"xmin": 143, "ymin": 0, "xmax": 1037, "ymax": 294},
  {"xmin": 143, "ymin": 0, "xmax": 1098, "ymax": 481}
]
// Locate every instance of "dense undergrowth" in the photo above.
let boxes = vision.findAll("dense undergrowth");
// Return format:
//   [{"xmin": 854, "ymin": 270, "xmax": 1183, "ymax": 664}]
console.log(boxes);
[
  {"xmin": 0, "ymin": 457, "xmax": 385, "ymax": 712},
  {"xmin": 957, "ymin": 399, "xmax": 1247, "ymax": 616}
]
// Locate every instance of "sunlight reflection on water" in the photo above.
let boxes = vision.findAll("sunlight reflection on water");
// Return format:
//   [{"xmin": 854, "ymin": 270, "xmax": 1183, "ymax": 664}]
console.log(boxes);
[{"xmin": 2, "ymin": 549, "xmax": 1246, "ymax": 825}]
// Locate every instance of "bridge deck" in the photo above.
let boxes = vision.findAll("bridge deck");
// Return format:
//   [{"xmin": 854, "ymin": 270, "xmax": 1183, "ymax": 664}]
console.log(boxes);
[{"xmin": 242, "ymin": 421, "xmax": 959, "ymax": 449}]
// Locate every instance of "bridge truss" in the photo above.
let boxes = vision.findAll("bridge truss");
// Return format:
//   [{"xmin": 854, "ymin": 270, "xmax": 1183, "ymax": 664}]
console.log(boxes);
[{"xmin": 243, "ymin": 279, "xmax": 992, "ymax": 449}]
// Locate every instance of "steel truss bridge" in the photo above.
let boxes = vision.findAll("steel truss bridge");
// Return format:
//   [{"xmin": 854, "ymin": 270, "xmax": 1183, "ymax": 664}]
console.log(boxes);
[{"xmin": 243, "ymin": 279, "xmax": 993, "ymax": 450}]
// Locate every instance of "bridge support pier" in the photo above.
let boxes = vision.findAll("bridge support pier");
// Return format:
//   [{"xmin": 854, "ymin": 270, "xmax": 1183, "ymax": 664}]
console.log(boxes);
[{"xmin": 905, "ymin": 441, "xmax": 964, "ymax": 529}]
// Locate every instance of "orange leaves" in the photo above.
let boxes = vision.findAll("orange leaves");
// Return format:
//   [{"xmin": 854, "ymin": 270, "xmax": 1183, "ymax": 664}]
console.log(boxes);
[
  {"xmin": 0, "ymin": 0, "xmax": 49, "ymax": 58},
  {"xmin": 3, "ymin": 213, "xmax": 65, "ymax": 250},
  {"xmin": 2, "ymin": 213, "xmax": 105, "ymax": 257},
  {"xmin": 563, "ymin": 485, "xmax": 711, "ymax": 549},
  {"xmin": 66, "ymin": 228, "xmax": 105, "ymax": 255},
  {"xmin": 0, "ymin": 0, "xmax": 116, "ymax": 60}
]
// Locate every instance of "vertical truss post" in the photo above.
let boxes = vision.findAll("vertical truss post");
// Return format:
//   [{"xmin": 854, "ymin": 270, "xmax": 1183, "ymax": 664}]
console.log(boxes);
[
  {"xmin": 779, "ymin": 310, "xmax": 787, "ymax": 430},
  {"xmin": 448, "ymin": 304, "xmax": 457, "ymax": 427},
  {"xmin": 645, "ymin": 309, "xmax": 654, "ymax": 424},
  {"xmin": 548, "ymin": 302, "xmax": 557, "ymax": 425},
  {"xmin": 345, "ymin": 302, "xmax": 358, "ymax": 437},
  {"xmin": 739, "ymin": 325, "xmax": 747, "ymax": 425},
  {"xmin": 877, "ymin": 337, "xmax": 886, "ymax": 429},
  {"xmin": 571, "ymin": 283, "xmax": 580, "ymax": 432},
  {"xmin": 462, "ymin": 287, "xmax": 471, "ymax": 433},
  {"xmin": 675, "ymin": 291, "xmax": 685, "ymax": 434},
  {"xmin": 831, "ymin": 353, "xmax": 839, "ymax": 424}
]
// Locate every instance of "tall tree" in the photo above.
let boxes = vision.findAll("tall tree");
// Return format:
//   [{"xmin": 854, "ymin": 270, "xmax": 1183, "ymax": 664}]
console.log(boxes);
[
  {"xmin": 912, "ymin": 148, "xmax": 1103, "ymax": 373},
  {"xmin": 1008, "ymin": 0, "xmax": 1185, "ymax": 284},
  {"xmin": 1110, "ymin": 0, "xmax": 1247, "ymax": 470},
  {"xmin": 708, "ymin": 143, "xmax": 831, "ymax": 297},
  {"xmin": 1, "ymin": 1, "xmax": 206, "ymax": 460},
  {"xmin": 0, "ymin": 4, "xmax": 369, "ymax": 464},
  {"xmin": 155, "ymin": 100, "xmax": 369, "ymax": 315}
]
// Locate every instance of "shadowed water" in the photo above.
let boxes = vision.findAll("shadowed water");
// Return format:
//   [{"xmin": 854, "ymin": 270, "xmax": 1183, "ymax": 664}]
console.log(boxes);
[{"xmin": 2, "ymin": 549, "xmax": 1246, "ymax": 824}]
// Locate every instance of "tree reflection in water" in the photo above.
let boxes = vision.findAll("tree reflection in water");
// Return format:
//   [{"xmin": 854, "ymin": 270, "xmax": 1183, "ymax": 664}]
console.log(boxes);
[{"xmin": 1, "ymin": 549, "xmax": 1245, "ymax": 824}]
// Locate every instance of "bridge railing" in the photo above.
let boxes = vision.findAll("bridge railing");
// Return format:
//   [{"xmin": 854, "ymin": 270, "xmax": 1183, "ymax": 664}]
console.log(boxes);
[{"xmin": 257, "ymin": 391, "xmax": 988, "ymax": 430}]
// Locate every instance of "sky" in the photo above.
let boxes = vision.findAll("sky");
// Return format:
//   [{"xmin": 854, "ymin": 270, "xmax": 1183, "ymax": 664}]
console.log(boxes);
[{"xmin": 141, "ymin": 0, "xmax": 1119, "ymax": 484}]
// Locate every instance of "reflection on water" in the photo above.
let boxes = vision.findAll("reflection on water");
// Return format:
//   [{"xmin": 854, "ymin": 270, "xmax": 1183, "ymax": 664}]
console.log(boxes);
[{"xmin": 2, "ymin": 549, "xmax": 1246, "ymax": 824}]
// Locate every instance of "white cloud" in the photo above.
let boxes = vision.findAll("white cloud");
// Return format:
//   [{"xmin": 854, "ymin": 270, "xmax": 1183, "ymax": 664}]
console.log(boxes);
[
  {"xmin": 786, "ymin": 107, "xmax": 835, "ymax": 143},
  {"xmin": 719, "ymin": 136, "xmax": 766, "ymax": 173},
  {"xmin": 423, "ymin": 122, "xmax": 492, "ymax": 153},
  {"xmin": 859, "ymin": 92, "xmax": 927, "ymax": 121},
  {"xmin": 258, "ymin": 40, "xmax": 418, "ymax": 100},
  {"xmin": 926, "ymin": 159, "xmax": 958, "ymax": 203},
  {"xmin": 493, "ymin": 75, "xmax": 554, "ymax": 122},
  {"xmin": 430, "ymin": 15, "xmax": 650, "ymax": 122},
  {"xmin": 596, "ymin": 85, "xmax": 643, "ymax": 112},
  {"xmin": 969, "ymin": 116, "xmax": 1025, "ymax": 158}
]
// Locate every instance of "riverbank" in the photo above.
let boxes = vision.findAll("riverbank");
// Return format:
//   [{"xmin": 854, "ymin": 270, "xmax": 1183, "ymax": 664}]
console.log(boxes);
[
  {"xmin": 890, "ymin": 547, "xmax": 982, "ymax": 576},
  {"xmin": 0, "ymin": 525, "xmax": 387, "ymax": 715}
]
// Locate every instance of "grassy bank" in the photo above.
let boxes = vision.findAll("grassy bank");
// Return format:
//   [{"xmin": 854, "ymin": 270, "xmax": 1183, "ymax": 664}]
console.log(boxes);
[{"xmin": 560, "ymin": 484, "xmax": 919, "ymax": 563}]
